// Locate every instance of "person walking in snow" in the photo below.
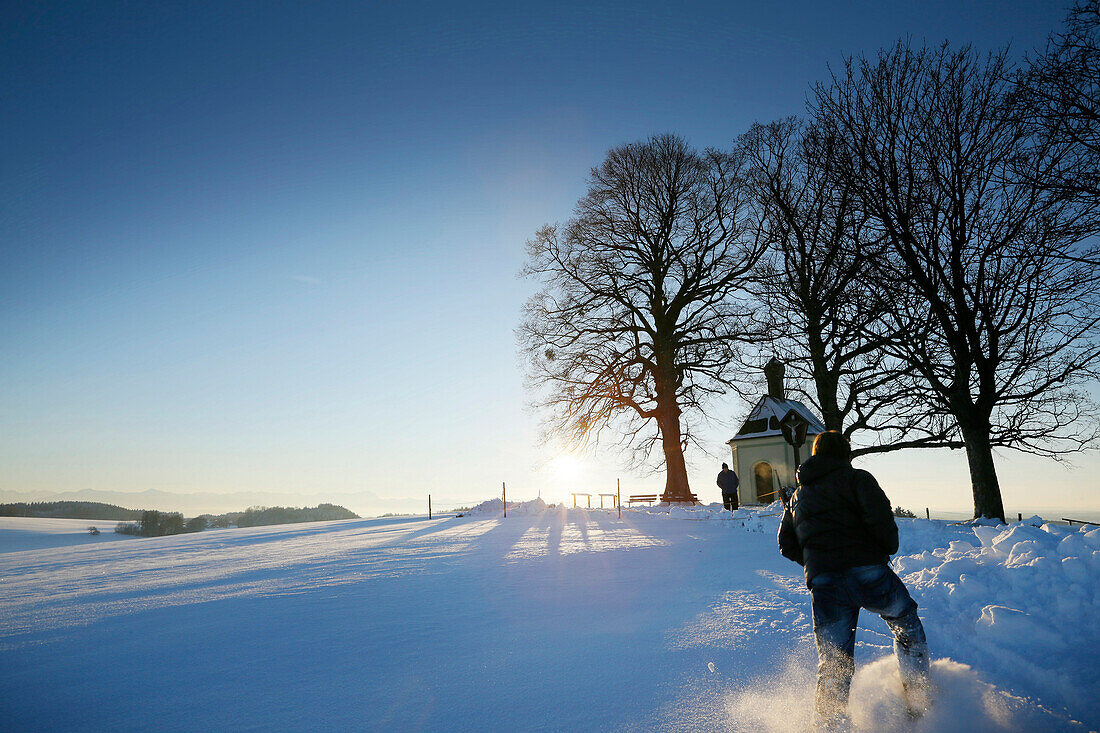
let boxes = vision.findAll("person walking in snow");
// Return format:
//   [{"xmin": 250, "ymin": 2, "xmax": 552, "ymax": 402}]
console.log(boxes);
[
  {"xmin": 778, "ymin": 431, "xmax": 930, "ymax": 730},
  {"xmin": 717, "ymin": 463, "xmax": 739, "ymax": 511}
]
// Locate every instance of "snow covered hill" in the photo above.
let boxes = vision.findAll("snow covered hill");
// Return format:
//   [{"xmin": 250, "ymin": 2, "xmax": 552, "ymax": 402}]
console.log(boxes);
[
  {"xmin": 0, "ymin": 516, "xmax": 139, "ymax": 553},
  {"xmin": 0, "ymin": 505, "xmax": 1096, "ymax": 731}
]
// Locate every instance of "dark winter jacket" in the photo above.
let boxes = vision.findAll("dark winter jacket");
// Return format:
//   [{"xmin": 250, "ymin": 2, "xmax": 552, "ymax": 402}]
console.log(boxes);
[
  {"xmin": 717, "ymin": 468, "xmax": 740, "ymax": 495},
  {"xmin": 777, "ymin": 454, "xmax": 898, "ymax": 584}
]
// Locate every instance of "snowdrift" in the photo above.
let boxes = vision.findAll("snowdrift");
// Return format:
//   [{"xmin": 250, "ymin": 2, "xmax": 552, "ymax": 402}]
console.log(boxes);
[
  {"xmin": 645, "ymin": 503, "xmax": 1099, "ymax": 729},
  {"xmin": 892, "ymin": 516, "xmax": 1100, "ymax": 727}
]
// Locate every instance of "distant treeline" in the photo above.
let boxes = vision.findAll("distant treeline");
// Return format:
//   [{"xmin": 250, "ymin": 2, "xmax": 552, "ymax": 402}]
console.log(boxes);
[
  {"xmin": 113, "ymin": 503, "xmax": 359, "ymax": 537},
  {"xmin": 115, "ymin": 510, "xmax": 201, "ymax": 537},
  {"xmin": 0, "ymin": 501, "xmax": 143, "ymax": 520},
  {"xmin": 2, "ymin": 500, "xmax": 358, "ymax": 535},
  {"xmin": 234, "ymin": 503, "xmax": 358, "ymax": 527}
]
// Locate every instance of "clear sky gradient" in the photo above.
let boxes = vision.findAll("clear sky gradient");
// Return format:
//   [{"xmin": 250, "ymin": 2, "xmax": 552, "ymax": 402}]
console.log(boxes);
[{"xmin": 3, "ymin": 0, "xmax": 1097, "ymax": 514}]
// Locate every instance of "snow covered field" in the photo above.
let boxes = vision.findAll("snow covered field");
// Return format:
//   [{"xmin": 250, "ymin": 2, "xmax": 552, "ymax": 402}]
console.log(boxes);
[
  {"xmin": 0, "ymin": 516, "xmax": 139, "ymax": 553},
  {"xmin": 1, "ymin": 505, "xmax": 1096, "ymax": 731}
]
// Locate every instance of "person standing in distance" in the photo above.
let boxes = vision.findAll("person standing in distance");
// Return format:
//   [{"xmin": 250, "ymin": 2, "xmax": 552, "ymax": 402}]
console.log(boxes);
[
  {"xmin": 778, "ymin": 431, "xmax": 930, "ymax": 730},
  {"xmin": 717, "ymin": 463, "xmax": 739, "ymax": 511}
]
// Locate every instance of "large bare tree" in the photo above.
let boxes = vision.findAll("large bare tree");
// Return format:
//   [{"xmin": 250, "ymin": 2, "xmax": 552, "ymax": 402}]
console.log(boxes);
[
  {"xmin": 519, "ymin": 134, "xmax": 766, "ymax": 502},
  {"xmin": 739, "ymin": 117, "xmax": 949, "ymax": 455},
  {"xmin": 812, "ymin": 43, "xmax": 1100, "ymax": 521}
]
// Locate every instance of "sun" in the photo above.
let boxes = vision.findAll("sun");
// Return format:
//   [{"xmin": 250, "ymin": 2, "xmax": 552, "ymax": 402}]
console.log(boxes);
[{"xmin": 547, "ymin": 454, "xmax": 582, "ymax": 486}]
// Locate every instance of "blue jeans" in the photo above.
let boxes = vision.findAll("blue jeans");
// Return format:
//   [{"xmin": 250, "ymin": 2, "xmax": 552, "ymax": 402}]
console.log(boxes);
[{"xmin": 809, "ymin": 564, "xmax": 929, "ymax": 725}]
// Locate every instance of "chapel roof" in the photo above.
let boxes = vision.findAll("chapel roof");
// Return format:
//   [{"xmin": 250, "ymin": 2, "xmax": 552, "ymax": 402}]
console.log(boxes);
[{"xmin": 728, "ymin": 395, "xmax": 827, "ymax": 443}]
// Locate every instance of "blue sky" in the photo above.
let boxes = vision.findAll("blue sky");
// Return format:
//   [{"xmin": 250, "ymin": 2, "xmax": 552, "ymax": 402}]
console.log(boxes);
[{"xmin": 2, "ymin": 0, "xmax": 1096, "ymax": 514}]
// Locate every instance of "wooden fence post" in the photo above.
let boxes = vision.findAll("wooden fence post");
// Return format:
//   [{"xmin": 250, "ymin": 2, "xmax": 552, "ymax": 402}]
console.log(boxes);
[
  {"xmin": 617, "ymin": 478, "xmax": 621, "ymax": 519},
  {"xmin": 503, "ymin": 481, "xmax": 507, "ymax": 518},
  {"xmin": 428, "ymin": 494, "xmax": 432, "ymax": 520},
  {"xmin": 925, "ymin": 507, "xmax": 930, "ymax": 520}
]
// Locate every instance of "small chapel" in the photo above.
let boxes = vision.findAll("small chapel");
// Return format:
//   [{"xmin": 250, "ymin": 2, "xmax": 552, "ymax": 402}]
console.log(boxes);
[{"xmin": 727, "ymin": 358, "xmax": 826, "ymax": 506}]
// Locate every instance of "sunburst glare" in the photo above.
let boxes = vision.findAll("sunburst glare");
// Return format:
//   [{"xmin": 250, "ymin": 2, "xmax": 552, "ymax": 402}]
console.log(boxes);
[{"xmin": 547, "ymin": 453, "xmax": 583, "ymax": 487}]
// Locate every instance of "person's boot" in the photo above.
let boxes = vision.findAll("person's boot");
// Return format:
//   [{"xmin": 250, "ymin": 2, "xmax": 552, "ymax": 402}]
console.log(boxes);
[
  {"xmin": 813, "ymin": 711, "xmax": 851, "ymax": 732},
  {"xmin": 902, "ymin": 672, "xmax": 932, "ymax": 719},
  {"xmin": 891, "ymin": 612, "xmax": 931, "ymax": 718},
  {"xmin": 906, "ymin": 677, "xmax": 932, "ymax": 717},
  {"xmin": 813, "ymin": 681, "xmax": 851, "ymax": 732}
]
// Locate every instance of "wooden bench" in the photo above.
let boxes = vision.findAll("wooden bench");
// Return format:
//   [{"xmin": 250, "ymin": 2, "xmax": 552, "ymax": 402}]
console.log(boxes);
[
  {"xmin": 627, "ymin": 493, "xmax": 700, "ymax": 505},
  {"xmin": 597, "ymin": 493, "xmax": 618, "ymax": 508},
  {"xmin": 571, "ymin": 492, "xmax": 592, "ymax": 508}
]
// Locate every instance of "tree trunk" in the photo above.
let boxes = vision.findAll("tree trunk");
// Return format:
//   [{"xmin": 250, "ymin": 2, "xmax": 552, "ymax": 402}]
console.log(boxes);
[
  {"xmin": 811, "ymin": 358, "xmax": 844, "ymax": 432},
  {"xmin": 807, "ymin": 320, "xmax": 843, "ymax": 431},
  {"xmin": 960, "ymin": 420, "xmax": 1006, "ymax": 522},
  {"xmin": 657, "ymin": 405, "xmax": 693, "ymax": 503}
]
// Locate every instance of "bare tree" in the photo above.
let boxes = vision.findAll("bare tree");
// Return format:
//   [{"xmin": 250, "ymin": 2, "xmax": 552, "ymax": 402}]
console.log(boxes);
[
  {"xmin": 519, "ymin": 134, "xmax": 766, "ymax": 502},
  {"xmin": 812, "ymin": 43, "xmax": 1100, "ymax": 521},
  {"xmin": 1024, "ymin": 0, "xmax": 1100, "ymax": 204},
  {"xmin": 740, "ymin": 117, "xmax": 953, "ymax": 455}
]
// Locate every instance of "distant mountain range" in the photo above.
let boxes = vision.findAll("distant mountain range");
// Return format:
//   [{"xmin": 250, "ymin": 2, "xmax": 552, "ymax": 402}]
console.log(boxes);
[{"xmin": 0, "ymin": 488, "xmax": 437, "ymax": 518}]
